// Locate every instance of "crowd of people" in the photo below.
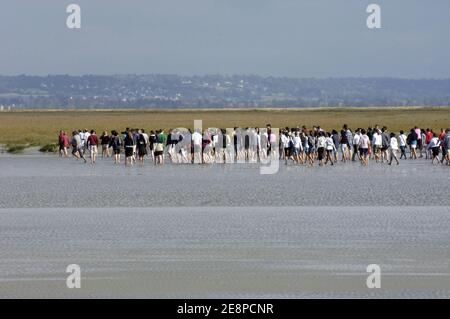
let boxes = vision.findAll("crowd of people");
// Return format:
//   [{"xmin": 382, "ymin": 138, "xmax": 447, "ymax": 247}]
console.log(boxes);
[{"xmin": 57, "ymin": 124, "xmax": 450, "ymax": 167}]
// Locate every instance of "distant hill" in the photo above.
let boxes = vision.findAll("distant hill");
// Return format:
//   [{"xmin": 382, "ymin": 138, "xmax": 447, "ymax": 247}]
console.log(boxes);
[{"xmin": 1, "ymin": 74, "xmax": 450, "ymax": 109}]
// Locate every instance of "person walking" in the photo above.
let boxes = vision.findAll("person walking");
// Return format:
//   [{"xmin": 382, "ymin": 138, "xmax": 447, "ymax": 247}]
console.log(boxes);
[
  {"xmin": 442, "ymin": 129, "xmax": 450, "ymax": 165},
  {"xmin": 59, "ymin": 131, "xmax": 70, "ymax": 157},
  {"xmin": 407, "ymin": 128, "xmax": 418, "ymax": 159},
  {"xmin": 154, "ymin": 130, "xmax": 167, "ymax": 165},
  {"xmin": 340, "ymin": 125, "xmax": 350, "ymax": 162},
  {"xmin": 317, "ymin": 131, "xmax": 327, "ymax": 166},
  {"xmin": 359, "ymin": 129, "xmax": 370, "ymax": 166},
  {"xmin": 380, "ymin": 127, "xmax": 390, "ymax": 163},
  {"xmin": 427, "ymin": 133, "xmax": 441, "ymax": 165},
  {"xmin": 399, "ymin": 130, "xmax": 408, "ymax": 160},
  {"xmin": 71, "ymin": 131, "xmax": 86, "ymax": 163},
  {"xmin": 352, "ymin": 129, "xmax": 361, "ymax": 161},
  {"xmin": 388, "ymin": 132, "xmax": 399, "ymax": 165},
  {"xmin": 136, "ymin": 129, "xmax": 148, "ymax": 165},
  {"xmin": 87, "ymin": 130, "xmax": 99, "ymax": 164},
  {"xmin": 372, "ymin": 129, "xmax": 382, "ymax": 162},
  {"xmin": 325, "ymin": 132, "xmax": 336, "ymax": 165},
  {"xmin": 148, "ymin": 130, "xmax": 157, "ymax": 162},
  {"xmin": 100, "ymin": 131, "xmax": 111, "ymax": 158},
  {"xmin": 124, "ymin": 131, "xmax": 135, "ymax": 167},
  {"xmin": 110, "ymin": 130, "xmax": 122, "ymax": 164}
]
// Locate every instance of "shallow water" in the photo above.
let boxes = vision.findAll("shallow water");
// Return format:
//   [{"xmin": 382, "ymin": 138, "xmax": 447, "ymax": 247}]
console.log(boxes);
[{"xmin": 0, "ymin": 155, "xmax": 449, "ymax": 298}]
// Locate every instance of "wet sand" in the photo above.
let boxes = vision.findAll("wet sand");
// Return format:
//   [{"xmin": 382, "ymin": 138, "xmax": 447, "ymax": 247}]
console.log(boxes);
[
  {"xmin": 1, "ymin": 155, "xmax": 450, "ymax": 208},
  {"xmin": 0, "ymin": 155, "xmax": 449, "ymax": 298}
]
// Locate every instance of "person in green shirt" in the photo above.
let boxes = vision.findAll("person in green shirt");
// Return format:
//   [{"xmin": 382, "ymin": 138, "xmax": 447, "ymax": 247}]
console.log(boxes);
[{"xmin": 154, "ymin": 129, "xmax": 167, "ymax": 165}]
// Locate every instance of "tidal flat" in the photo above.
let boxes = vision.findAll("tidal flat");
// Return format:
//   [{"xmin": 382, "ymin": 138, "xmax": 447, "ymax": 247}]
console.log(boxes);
[{"xmin": 0, "ymin": 154, "xmax": 449, "ymax": 298}]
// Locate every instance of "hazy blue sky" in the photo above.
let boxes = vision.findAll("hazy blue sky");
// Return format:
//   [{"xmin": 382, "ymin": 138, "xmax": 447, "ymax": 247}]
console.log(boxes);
[{"xmin": 1, "ymin": 0, "xmax": 449, "ymax": 78}]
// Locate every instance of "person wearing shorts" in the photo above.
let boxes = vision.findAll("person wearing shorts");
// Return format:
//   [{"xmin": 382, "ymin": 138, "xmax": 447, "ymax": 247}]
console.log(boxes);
[
  {"xmin": 340, "ymin": 128, "xmax": 349, "ymax": 162},
  {"xmin": 408, "ymin": 129, "xmax": 418, "ymax": 159},
  {"xmin": 124, "ymin": 131, "xmax": 135, "ymax": 166},
  {"xmin": 317, "ymin": 132, "xmax": 326, "ymax": 166},
  {"xmin": 280, "ymin": 131, "xmax": 290, "ymax": 162},
  {"xmin": 136, "ymin": 129, "xmax": 148, "ymax": 165},
  {"xmin": 352, "ymin": 129, "xmax": 361, "ymax": 161},
  {"xmin": 360, "ymin": 147, "xmax": 368, "ymax": 157},
  {"xmin": 358, "ymin": 129, "xmax": 370, "ymax": 166},
  {"xmin": 59, "ymin": 131, "xmax": 70, "ymax": 157},
  {"xmin": 100, "ymin": 131, "xmax": 111, "ymax": 158},
  {"xmin": 87, "ymin": 130, "xmax": 99, "ymax": 164},
  {"xmin": 154, "ymin": 130, "xmax": 167, "ymax": 165},
  {"xmin": 110, "ymin": 130, "xmax": 121, "ymax": 164},
  {"xmin": 325, "ymin": 132, "xmax": 336, "ymax": 165},
  {"xmin": 398, "ymin": 130, "xmax": 407, "ymax": 160},
  {"xmin": 292, "ymin": 131, "xmax": 302, "ymax": 164},
  {"xmin": 71, "ymin": 131, "xmax": 87, "ymax": 163},
  {"xmin": 372, "ymin": 129, "xmax": 382, "ymax": 162},
  {"xmin": 427, "ymin": 134, "xmax": 441, "ymax": 164}
]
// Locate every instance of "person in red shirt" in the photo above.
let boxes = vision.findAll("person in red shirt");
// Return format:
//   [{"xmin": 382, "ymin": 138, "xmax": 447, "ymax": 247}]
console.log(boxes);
[
  {"xmin": 62, "ymin": 132, "xmax": 70, "ymax": 157},
  {"xmin": 425, "ymin": 128, "xmax": 433, "ymax": 159},
  {"xmin": 58, "ymin": 130, "xmax": 71, "ymax": 157},
  {"xmin": 439, "ymin": 129, "xmax": 447, "ymax": 163},
  {"xmin": 439, "ymin": 128, "xmax": 446, "ymax": 141},
  {"xmin": 87, "ymin": 130, "xmax": 99, "ymax": 164},
  {"xmin": 58, "ymin": 131, "xmax": 65, "ymax": 157},
  {"xmin": 425, "ymin": 129, "xmax": 433, "ymax": 143}
]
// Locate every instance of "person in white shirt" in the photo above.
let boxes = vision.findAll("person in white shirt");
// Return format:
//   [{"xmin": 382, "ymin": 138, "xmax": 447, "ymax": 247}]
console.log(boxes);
[
  {"xmin": 202, "ymin": 130, "xmax": 213, "ymax": 163},
  {"xmin": 317, "ymin": 131, "xmax": 327, "ymax": 166},
  {"xmin": 192, "ymin": 130, "xmax": 202, "ymax": 145},
  {"xmin": 398, "ymin": 130, "xmax": 408, "ymax": 160},
  {"xmin": 427, "ymin": 134, "xmax": 441, "ymax": 164},
  {"xmin": 388, "ymin": 132, "xmax": 399, "ymax": 165},
  {"xmin": 269, "ymin": 131, "xmax": 277, "ymax": 157},
  {"xmin": 142, "ymin": 129, "xmax": 150, "ymax": 156},
  {"xmin": 292, "ymin": 131, "xmax": 303, "ymax": 164},
  {"xmin": 249, "ymin": 128, "xmax": 258, "ymax": 162},
  {"xmin": 212, "ymin": 133, "xmax": 219, "ymax": 151},
  {"xmin": 83, "ymin": 129, "xmax": 91, "ymax": 158},
  {"xmin": 175, "ymin": 129, "xmax": 189, "ymax": 164},
  {"xmin": 192, "ymin": 129, "xmax": 203, "ymax": 163},
  {"xmin": 257, "ymin": 128, "xmax": 266, "ymax": 161},
  {"xmin": 325, "ymin": 132, "xmax": 336, "ymax": 165},
  {"xmin": 280, "ymin": 131, "xmax": 290, "ymax": 162},
  {"xmin": 79, "ymin": 130, "xmax": 86, "ymax": 155},
  {"xmin": 358, "ymin": 129, "xmax": 371, "ymax": 166},
  {"xmin": 225, "ymin": 130, "xmax": 233, "ymax": 163},
  {"xmin": 372, "ymin": 129, "xmax": 382, "ymax": 162},
  {"xmin": 352, "ymin": 129, "xmax": 361, "ymax": 161}
]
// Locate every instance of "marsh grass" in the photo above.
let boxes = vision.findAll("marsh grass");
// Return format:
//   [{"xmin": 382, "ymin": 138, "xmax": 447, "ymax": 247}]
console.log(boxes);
[
  {"xmin": 5, "ymin": 143, "xmax": 28, "ymax": 154},
  {"xmin": 0, "ymin": 107, "xmax": 449, "ymax": 147},
  {"xmin": 39, "ymin": 144, "xmax": 59, "ymax": 153}
]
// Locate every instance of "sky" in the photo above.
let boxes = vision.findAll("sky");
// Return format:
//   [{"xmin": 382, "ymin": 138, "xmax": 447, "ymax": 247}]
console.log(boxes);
[{"xmin": 0, "ymin": 0, "xmax": 449, "ymax": 78}]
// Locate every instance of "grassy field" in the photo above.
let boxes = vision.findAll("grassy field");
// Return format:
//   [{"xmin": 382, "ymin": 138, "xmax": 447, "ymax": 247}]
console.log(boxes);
[{"xmin": 0, "ymin": 107, "xmax": 449, "ymax": 148}]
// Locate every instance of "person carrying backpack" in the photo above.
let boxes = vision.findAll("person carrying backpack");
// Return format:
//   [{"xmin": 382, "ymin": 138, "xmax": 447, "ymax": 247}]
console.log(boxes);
[
  {"xmin": 71, "ymin": 130, "xmax": 86, "ymax": 163},
  {"xmin": 136, "ymin": 129, "xmax": 148, "ymax": 164},
  {"xmin": 381, "ymin": 127, "xmax": 391, "ymax": 163},
  {"xmin": 110, "ymin": 130, "xmax": 122, "ymax": 164}
]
